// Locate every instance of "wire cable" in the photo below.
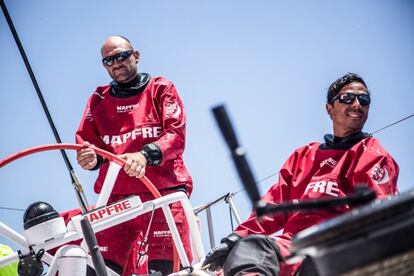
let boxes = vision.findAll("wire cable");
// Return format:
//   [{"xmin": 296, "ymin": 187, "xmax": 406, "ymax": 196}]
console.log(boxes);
[
  {"xmin": 370, "ymin": 113, "xmax": 414, "ymax": 135},
  {"xmin": 0, "ymin": 206, "xmax": 25, "ymax": 212}
]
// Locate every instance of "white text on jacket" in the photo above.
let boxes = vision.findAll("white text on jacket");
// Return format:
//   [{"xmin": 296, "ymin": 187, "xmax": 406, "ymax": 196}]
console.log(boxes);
[
  {"xmin": 101, "ymin": 126, "xmax": 162, "ymax": 145},
  {"xmin": 305, "ymin": 181, "xmax": 340, "ymax": 197}
]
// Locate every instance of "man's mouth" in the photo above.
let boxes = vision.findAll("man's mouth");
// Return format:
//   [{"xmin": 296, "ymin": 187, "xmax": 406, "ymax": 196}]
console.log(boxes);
[
  {"xmin": 113, "ymin": 67, "xmax": 125, "ymax": 74},
  {"xmin": 347, "ymin": 112, "xmax": 363, "ymax": 118}
]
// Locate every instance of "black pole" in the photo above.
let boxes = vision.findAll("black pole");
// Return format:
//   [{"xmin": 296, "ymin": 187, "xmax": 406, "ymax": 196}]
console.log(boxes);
[
  {"xmin": 81, "ymin": 218, "xmax": 108, "ymax": 276},
  {"xmin": 256, "ymin": 186, "xmax": 376, "ymax": 217},
  {"xmin": 212, "ymin": 105, "xmax": 265, "ymax": 210},
  {"xmin": 0, "ymin": 0, "xmax": 89, "ymax": 213}
]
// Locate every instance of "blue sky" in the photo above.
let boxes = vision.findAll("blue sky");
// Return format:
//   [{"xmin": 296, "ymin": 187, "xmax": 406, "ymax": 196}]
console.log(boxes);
[{"xmin": 1, "ymin": 0, "xmax": 413, "ymax": 252}]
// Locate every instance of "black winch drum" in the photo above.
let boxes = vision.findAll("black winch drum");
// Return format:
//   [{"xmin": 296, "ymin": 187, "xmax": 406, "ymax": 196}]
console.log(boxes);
[{"xmin": 291, "ymin": 189, "xmax": 414, "ymax": 276}]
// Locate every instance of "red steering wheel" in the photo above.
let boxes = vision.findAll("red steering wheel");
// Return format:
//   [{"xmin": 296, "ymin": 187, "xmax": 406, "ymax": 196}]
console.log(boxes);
[
  {"xmin": 0, "ymin": 143, "xmax": 161, "ymax": 198},
  {"xmin": 0, "ymin": 143, "xmax": 186, "ymax": 271}
]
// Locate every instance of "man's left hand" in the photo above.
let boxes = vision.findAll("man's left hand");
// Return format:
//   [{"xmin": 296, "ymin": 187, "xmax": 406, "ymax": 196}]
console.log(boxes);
[{"xmin": 119, "ymin": 152, "xmax": 147, "ymax": 178}]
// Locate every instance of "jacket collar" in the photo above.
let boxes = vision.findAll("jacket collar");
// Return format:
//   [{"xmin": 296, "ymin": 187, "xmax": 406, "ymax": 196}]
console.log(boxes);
[
  {"xmin": 109, "ymin": 73, "xmax": 150, "ymax": 98},
  {"xmin": 320, "ymin": 131, "xmax": 371, "ymax": 150}
]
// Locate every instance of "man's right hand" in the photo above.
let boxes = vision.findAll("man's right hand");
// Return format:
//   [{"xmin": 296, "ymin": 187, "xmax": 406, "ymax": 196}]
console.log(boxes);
[
  {"xmin": 76, "ymin": 142, "xmax": 98, "ymax": 170},
  {"xmin": 202, "ymin": 233, "xmax": 241, "ymax": 271}
]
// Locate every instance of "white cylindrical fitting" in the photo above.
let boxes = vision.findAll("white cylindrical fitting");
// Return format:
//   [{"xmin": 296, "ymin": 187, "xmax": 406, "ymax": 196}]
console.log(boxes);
[
  {"xmin": 24, "ymin": 217, "xmax": 66, "ymax": 246},
  {"xmin": 57, "ymin": 245, "xmax": 87, "ymax": 276}
]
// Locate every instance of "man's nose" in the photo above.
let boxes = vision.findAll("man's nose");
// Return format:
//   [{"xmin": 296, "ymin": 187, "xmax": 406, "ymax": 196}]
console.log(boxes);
[
  {"xmin": 351, "ymin": 97, "xmax": 362, "ymax": 107},
  {"xmin": 112, "ymin": 60, "xmax": 123, "ymax": 69}
]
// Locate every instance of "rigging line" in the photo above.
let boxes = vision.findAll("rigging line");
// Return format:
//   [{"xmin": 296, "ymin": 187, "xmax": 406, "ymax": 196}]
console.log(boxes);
[
  {"xmin": 194, "ymin": 171, "xmax": 281, "ymax": 214},
  {"xmin": 0, "ymin": 0, "xmax": 89, "ymax": 212},
  {"xmin": 0, "ymin": 206, "xmax": 25, "ymax": 212},
  {"xmin": 193, "ymin": 193, "xmax": 230, "ymax": 215},
  {"xmin": 234, "ymin": 171, "xmax": 280, "ymax": 196},
  {"xmin": 370, "ymin": 113, "xmax": 414, "ymax": 135},
  {"xmin": 257, "ymin": 171, "xmax": 279, "ymax": 184}
]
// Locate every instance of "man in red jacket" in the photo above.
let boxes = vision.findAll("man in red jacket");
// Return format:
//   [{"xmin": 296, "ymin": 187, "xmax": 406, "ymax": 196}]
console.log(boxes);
[
  {"xmin": 76, "ymin": 35, "xmax": 192, "ymax": 275},
  {"xmin": 202, "ymin": 73, "xmax": 399, "ymax": 276}
]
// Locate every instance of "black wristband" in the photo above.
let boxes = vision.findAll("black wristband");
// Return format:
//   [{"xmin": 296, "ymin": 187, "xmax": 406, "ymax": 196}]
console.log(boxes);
[
  {"xmin": 139, "ymin": 150, "xmax": 150, "ymax": 161},
  {"xmin": 89, "ymin": 155, "xmax": 103, "ymax": 171},
  {"xmin": 141, "ymin": 143, "xmax": 162, "ymax": 166}
]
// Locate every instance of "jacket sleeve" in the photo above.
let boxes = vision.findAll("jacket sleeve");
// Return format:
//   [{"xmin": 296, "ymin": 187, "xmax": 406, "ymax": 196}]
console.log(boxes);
[
  {"xmin": 234, "ymin": 152, "xmax": 297, "ymax": 237},
  {"xmin": 352, "ymin": 140, "xmax": 399, "ymax": 199},
  {"xmin": 153, "ymin": 81, "xmax": 187, "ymax": 165},
  {"xmin": 75, "ymin": 99, "xmax": 107, "ymax": 151}
]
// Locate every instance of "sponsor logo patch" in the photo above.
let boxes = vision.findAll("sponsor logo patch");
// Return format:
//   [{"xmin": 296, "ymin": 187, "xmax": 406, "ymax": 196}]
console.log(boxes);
[
  {"xmin": 320, "ymin": 158, "xmax": 337, "ymax": 168},
  {"xmin": 116, "ymin": 103, "xmax": 139, "ymax": 113},
  {"xmin": 153, "ymin": 230, "xmax": 171, "ymax": 238},
  {"xmin": 370, "ymin": 164, "xmax": 389, "ymax": 185},
  {"xmin": 165, "ymin": 102, "xmax": 180, "ymax": 118}
]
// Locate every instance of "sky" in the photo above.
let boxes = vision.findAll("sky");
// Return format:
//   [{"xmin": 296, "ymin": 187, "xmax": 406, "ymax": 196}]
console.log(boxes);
[{"xmin": 0, "ymin": 0, "xmax": 413, "ymax": 257}]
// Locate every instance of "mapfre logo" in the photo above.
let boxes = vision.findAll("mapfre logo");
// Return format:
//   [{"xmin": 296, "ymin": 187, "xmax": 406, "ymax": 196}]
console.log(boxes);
[
  {"xmin": 101, "ymin": 126, "xmax": 162, "ymax": 145},
  {"xmin": 86, "ymin": 200, "xmax": 132, "ymax": 223},
  {"xmin": 320, "ymin": 158, "xmax": 337, "ymax": 168},
  {"xmin": 116, "ymin": 103, "xmax": 139, "ymax": 113},
  {"xmin": 304, "ymin": 181, "xmax": 340, "ymax": 197},
  {"xmin": 153, "ymin": 230, "xmax": 171, "ymax": 238},
  {"xmin": 370, "ymin": 164, "xmax": 389, "ymax": 185}
]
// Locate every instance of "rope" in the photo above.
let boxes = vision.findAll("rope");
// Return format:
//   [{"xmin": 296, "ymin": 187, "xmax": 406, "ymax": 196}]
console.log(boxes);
[
  {"xmin": 0, "ymin": 206, "xmax": 25, "ymax": 212},
  {"xmin": 233, "ymin": 171, "xmax": 280, "ymax": 196},
  {"xmin": 370, "ymin": 113, "xmax": 414, "ymax": 135}
]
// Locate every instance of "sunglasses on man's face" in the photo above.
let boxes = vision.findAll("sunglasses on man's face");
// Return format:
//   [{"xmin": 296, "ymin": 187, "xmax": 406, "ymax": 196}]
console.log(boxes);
[
  {"xmin": 330, "ymin": 92, "xmax": 371, "ymax": 107},
  {"xmin": 102, "ymin": 50, "xmax": 133, "ymax": 66}
]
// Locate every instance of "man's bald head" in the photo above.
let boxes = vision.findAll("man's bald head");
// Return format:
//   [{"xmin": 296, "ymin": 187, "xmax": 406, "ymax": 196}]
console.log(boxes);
[{"xmin": 101, "ymin": 35, "xmax": 133, "ymax": 57}]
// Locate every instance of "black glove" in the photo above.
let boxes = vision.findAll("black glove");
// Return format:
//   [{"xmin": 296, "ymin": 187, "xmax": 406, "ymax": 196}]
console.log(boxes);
[{"xmin": 202, "ymin": 233, "xmax": 241, "ymax": 271}]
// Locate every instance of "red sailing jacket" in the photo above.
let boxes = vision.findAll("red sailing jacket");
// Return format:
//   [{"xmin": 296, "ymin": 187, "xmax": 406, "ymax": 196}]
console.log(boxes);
[
  {"xmin": 234, "ymin": 136, "xmax": 399, "ymax": 275},
  {"xmin": 76, "ymin": 76, "xmax": 192, "ymax": 195}
]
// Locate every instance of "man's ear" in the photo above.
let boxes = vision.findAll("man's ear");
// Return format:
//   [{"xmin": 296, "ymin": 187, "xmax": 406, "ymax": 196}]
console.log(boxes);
[
  {"xmin": 326, "ymin": 103, "xmax": 333, "ymax": 120},
  {"xmin": 134, "ymin": 50, "xmax": 140, "ymax": 63}
]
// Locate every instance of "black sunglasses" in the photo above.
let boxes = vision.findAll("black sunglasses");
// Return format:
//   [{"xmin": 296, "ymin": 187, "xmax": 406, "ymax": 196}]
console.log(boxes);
[
  {"xmin": 102, "ymin": 50, "xmax": 133, "ymax": 66},
  {"xmin": 330, "ymin": 92, "xmax": 371, "ymax": 107}
]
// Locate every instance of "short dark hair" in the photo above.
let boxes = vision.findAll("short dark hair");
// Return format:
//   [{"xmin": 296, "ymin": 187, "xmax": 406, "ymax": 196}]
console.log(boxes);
[{"xmin": 327, "ymin": 73, "xmax": 368, "ymax": 103}]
